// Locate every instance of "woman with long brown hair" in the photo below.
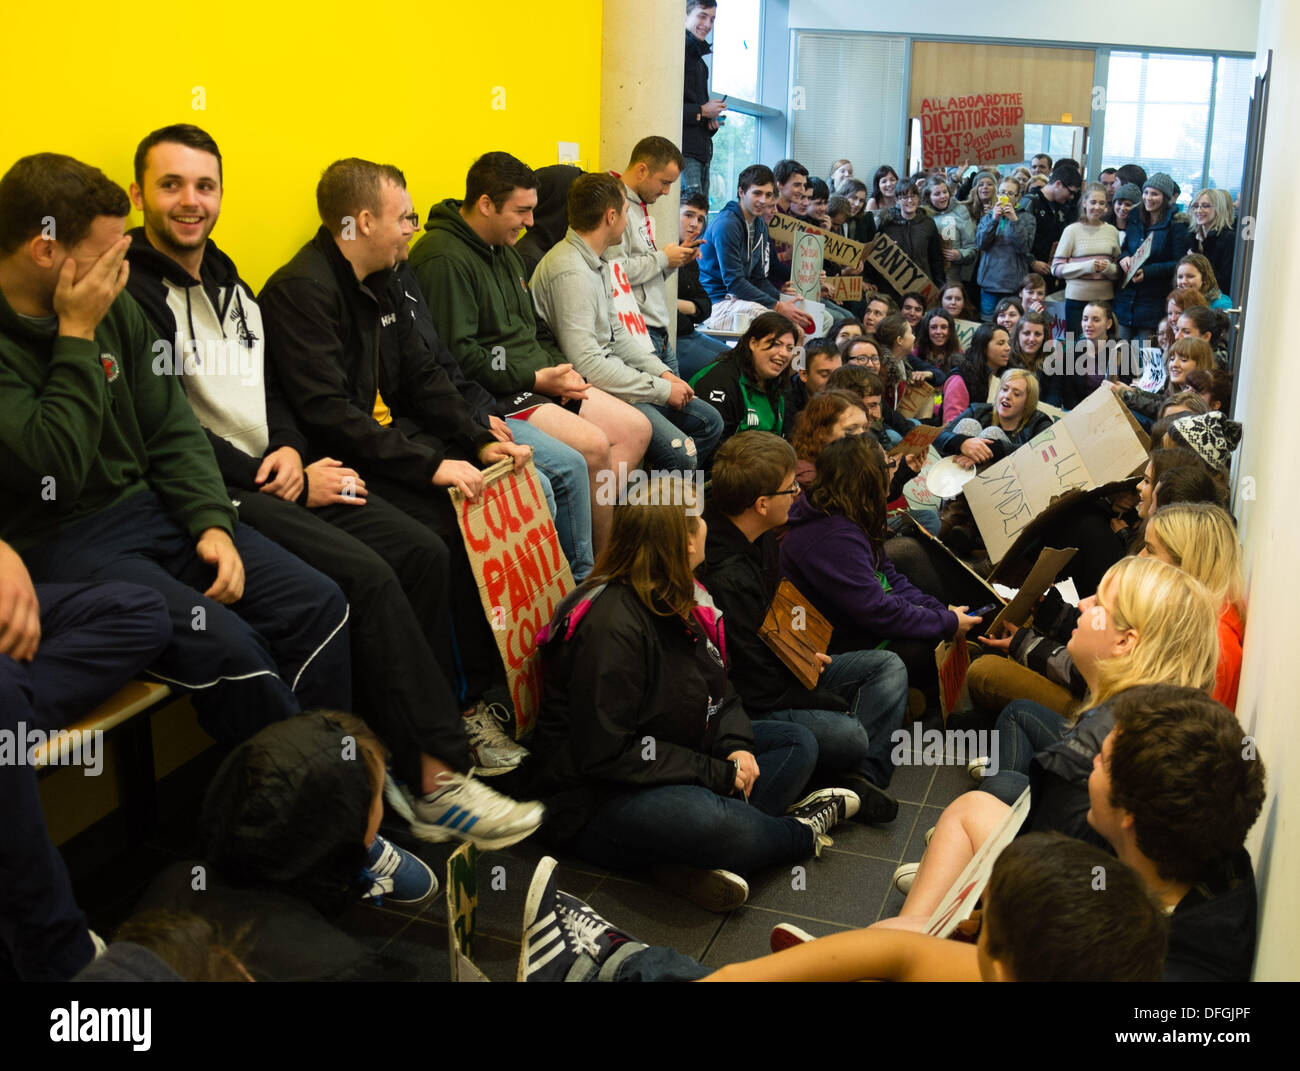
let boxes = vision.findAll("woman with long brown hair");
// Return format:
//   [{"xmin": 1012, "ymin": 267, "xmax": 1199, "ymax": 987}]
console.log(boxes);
[{"xmin": 526, "ymin": 475, "xmax": 858, "ymax": 911}]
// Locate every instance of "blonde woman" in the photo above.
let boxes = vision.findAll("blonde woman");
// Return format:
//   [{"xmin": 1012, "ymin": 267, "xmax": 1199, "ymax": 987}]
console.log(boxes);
[
  {"xmin": 888, "ymin": 556, "xmax": 1219, "ymax": 919},
  {"xmin": 935, "ymin": 368, "xmax": 1053, "ymax": 468},
  {"xmin": 1188, "ymin": 187, "xmax": 1236, "ymax": 294},
  {"xmin": 1142, "ymin": 502, "xmax": 1244, "ymax": 709}
]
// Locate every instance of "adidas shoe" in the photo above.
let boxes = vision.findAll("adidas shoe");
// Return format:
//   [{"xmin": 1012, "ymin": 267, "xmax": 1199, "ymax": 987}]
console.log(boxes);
[
  {"xmin": 787, "ymin": 788, "xmax": 860, "ymax": 856},
  {"xmin": 408, "ymin": 770, "xmax": 544, "ymax": 850},
  {"xmin": 893, "ymin": 862, "xmax": 920, "ymax": 895},
  {"xmin": 769, "ymin": 922, "xmax": 815, "ymax": 953},
  {"xmin": 465, "ymin": 701, "xmax": 529, "ymax": 776},
  {"xmin": 358, "ymin": 834, "xmax": 439, "ymax": 906},
  {"xmin": 651, "ymin": 865, "xmax": 749, "ymax": 913},
  {"xmin": 843, "ymin": 775, "xmax": 899, "ymax": 824},
  {"xmin": 518, "ymin": 856, "xmax": 639, "ymax": 982}
]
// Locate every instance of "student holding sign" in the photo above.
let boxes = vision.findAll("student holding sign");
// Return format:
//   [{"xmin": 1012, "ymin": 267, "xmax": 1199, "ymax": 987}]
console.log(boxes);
[
  {"xmin": 878, "ymin": 179, "xmax": 946, "ymax": 296},
  {"xmin": 1050, "ymin": 182, "xmax": 1121, "ymax": 340},
  {"xmin": 1114, "ymin": 174, "xmax": 1191, "ymax": 342},
  {"xmin": 780, "ymin": 435, "xmax": 983, "ymax": 691}
]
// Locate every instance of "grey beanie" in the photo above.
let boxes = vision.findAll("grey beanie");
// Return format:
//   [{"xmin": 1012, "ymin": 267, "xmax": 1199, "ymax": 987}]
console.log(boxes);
[
  {"xmin": 1144, "ymin": 172, "xmax": 1179, "ymax": 203},
  {"xmin": 1114, "ymin": 182, "xmax": 1142, "ymax": 205}
]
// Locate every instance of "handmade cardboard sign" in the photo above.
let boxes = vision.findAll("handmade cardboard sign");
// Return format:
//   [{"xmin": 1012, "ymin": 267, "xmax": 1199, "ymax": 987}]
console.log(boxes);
[
  {"xmin": 760, "ymin": 579, "xmax": 834, "ymax": 691},
  {"xmin": 889, "ymin": 424, "xmax": 943, "ymax": 458},
  {"xmin": 896, "ymin": 381, "xmax": 938, "ymax": 420},
  {"xmin": 792, "ymin": 231, "xmax": 825, "ymax": 303},
  {"xmin": 963, "ymin": 386, "xmax": 1150, "ymax": 563},
  {"xmin": 920, "ymin": 92, "xmax": 1026, "ymax": 167},
  {"xmin": 935, "ymin": 637, "xmax": 972, "ymax": 719},
  {"xmin": 925, "ymin": 788, "xmax": 1032, "ymax": 938},
  {"xmin": 447, "ymin": 843, "xmax": 490, "ymax": 983},
  {"xmin": 861, "ymin": 232, "xmax": 938, "ymax": 303},
  {"xmin": 954, "ymin": 317, "xmax": 981, "ymax": 350},
  {"xmin": 1043, "ymin": 289, "xmax": 1069, "ymax": 342},
  {"xmin": 987, "ymin": 546, "xmax": 1078, "ymax": 635},
  {"xmin": 451, "ymin": 459, "xmax": 574, "ymax": 735},
  {"xmin": 769, "ymin": 213, "xmax": 868, "ymax": 269},
  {"xmin": 1123, "ymin": 233, "xmax": 1155, "ymax": 287},
  {"xmin": 824, "ymin": 275, "xmax": 864, "ymax": 303}
]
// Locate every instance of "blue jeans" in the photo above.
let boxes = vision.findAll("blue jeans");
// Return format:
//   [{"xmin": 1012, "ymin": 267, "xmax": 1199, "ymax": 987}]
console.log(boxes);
[
  {"xmin": 508, "ymin": 417, "xmax": 594, "ymax": 583},
  {"xmin": 570, "ymin": 720, "xmax": 819, "ymax": 876},
  {"xmin": 979, "ymin": 699, "xmax": 1069, "ymax": 804},
  {"xmin": 590, "ymin": 943, "xmax": 711, "ymax": 982},
  {"xmin": 634, "ymin": 397, "xmax": 725, "ymax": 471},
  {"xmin": 764, "ymin": 648, "xmax": 908, "ymax": 787},
  {"xmin": 646, "ymin": 326, "xmax": 679, "ymax": 376},
  {"xmin": 676, "ymin": 331, "xmax": 730, "ymax": 381},
  {"xmin": 681, "ymin": 157, "xmax": 710, "ymax": 205},
  {"xmin": 980, "ymin": 290, "xmax": 1011, "ymax": 322}
]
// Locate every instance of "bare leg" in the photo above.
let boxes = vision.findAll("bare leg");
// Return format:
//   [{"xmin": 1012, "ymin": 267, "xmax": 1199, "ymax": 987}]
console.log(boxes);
[{"xmin": 896, "ymin": 791, "xmax": 1011, "ymax": 922}]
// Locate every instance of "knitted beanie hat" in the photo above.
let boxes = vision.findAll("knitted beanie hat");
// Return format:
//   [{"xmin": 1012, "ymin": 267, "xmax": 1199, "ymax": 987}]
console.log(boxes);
[
  {"xmin": 1144, "ymin": 173, "xmax": 1179, "ymax": 203},
  {"xmin": 1169, "ymin": 410, "xmax": 1243, "ymax": 472},
  {"xmin": 1114, "ymin": 183, "xmax": 1143, "ymax": 206}
]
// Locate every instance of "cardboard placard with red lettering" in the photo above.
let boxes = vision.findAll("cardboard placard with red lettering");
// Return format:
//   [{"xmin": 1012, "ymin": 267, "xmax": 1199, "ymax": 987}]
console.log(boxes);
[
  {"xmin": 963, "ymin": 385, "xmax": 1150, "ymax": 564},
  {"xmin": 861, "ymin": 232, "xmax": 937, "ymax": 303},
  {"xmin": 920, "ymin": 92, "xmax": 1026, "ymax": 168},
  {"xmin": 792, "ymin": 231, "xmax": 826, "ymax": 303},
  {"xmin": 935, "ymin": 638, "xmax": 972, "ymax": 719},
  {"xmin": 769, "ymin": 213, "xmax": 868, "ymax": 269},
  {"xmin": 824, "ymin": 275, "xmax": 864, "ymax": 303},
  {"xmin": 1043, "ymin": 289, "xmax": 1068, "ymax": 342},
  {"xmin": 451, "ymin": 460, "xmax": 574, "ymax": 736}
]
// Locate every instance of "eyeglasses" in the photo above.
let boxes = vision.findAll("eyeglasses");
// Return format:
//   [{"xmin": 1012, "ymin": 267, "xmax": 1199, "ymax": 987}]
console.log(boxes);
[
  {"xmin": 401, "ymin": 211, "xmax": 420, "ymax": 227},
  {"xmin": 763, "ymin": 483, "xmax": 802, "ymax": 499}
]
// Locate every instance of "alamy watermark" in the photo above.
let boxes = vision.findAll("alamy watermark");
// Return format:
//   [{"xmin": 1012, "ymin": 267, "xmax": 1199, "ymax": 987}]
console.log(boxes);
[
  {"xmin": 890, "ymin": 721, "xmax": 999, "ymax": 776},
  {"xmin": 0, "ymin": 722, "xmax": 103, "ymax": 775},
  {"xmin": 593, "ymin": 463, "xmax": 705, "ymax": 516},
  {"xmin": 151, "ymin": 337, "xmax": 260, "ymax": 387}
]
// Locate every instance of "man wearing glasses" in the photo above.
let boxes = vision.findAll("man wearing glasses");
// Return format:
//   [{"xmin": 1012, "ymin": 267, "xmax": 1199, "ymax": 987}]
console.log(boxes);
[{"xmin": 1023, "ymin": 163, "xmax": 1083, "ymax": 279}]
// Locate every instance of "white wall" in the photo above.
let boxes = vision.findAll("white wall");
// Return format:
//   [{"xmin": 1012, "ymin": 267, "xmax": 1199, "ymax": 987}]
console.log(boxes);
[
  {"xmin": 1235, "ymin": 0, "xmax": 1300, "ymax": 982},
  {"xmin": 788, "ymin": 0, "xmax": 1259, "ymax": 55}
]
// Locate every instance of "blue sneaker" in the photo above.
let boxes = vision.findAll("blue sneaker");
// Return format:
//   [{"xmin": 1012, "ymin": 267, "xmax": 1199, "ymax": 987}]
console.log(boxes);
[
  {"xmin": 517, "ymin": 856, "xmax": 638, "ymax": 982},
  {"xmin": 359, "ymin": 835, "xmax": 438, "ymax": 906}
]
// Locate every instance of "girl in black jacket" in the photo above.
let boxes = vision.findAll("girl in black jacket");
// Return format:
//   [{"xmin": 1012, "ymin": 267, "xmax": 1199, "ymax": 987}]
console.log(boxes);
[{"xmin": 525, "ymin": 477, "xmax": 858, "ymax": 909}]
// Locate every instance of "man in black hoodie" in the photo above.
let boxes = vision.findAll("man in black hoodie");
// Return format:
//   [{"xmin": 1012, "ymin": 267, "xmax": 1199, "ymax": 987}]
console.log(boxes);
[
  {"xmin": 126, "ymin": 128, "xmax": 542, "ymax": 849},
  {"xmin": 682, "ymin": 2, "xmax": 726, "ymax": 200}
]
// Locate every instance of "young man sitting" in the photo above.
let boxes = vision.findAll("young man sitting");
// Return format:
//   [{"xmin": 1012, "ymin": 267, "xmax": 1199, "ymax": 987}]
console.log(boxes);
[
  {"xmin": 787, "ymin": 337, "xmax": 842, "ymax": 419},
  {"xmin": 702, "ymin": 432, "xmax": 905, "ymax": 821},
  {"xmin": 531, "ymin": 172, "xmax": 723, "ymax": 472},
  {"xmin": 0, "ymin": 152, "xmax": 350, "ymax": 745}
]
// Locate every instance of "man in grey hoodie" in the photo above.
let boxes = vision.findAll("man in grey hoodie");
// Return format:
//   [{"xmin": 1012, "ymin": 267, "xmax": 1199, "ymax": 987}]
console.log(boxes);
[{"xmin": 532, "ymin": 173, "xmax": 723, "ymax": 471}]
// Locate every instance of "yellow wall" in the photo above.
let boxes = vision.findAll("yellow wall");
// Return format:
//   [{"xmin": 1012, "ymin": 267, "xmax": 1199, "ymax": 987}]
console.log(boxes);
[{"xmin": 0, "ymin": 1, "xmax": 603, "ymax": 289}]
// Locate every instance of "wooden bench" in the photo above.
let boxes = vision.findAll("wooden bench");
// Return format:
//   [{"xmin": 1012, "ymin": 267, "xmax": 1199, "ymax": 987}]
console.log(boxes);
[{"xmin": 34, "ymin": 680, "xmax": 174, "ymax": 837}]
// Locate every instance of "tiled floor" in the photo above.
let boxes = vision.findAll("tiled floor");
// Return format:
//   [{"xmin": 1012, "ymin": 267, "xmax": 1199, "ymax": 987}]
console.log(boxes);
[{"xmin": 71, "ymin": 730, "xmax": 988, "ymax": 982}]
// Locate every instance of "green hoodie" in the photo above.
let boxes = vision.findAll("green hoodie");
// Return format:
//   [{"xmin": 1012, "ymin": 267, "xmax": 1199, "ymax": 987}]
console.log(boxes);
[
  {"xmin": 407, "ymin": 199, "xmax": 565, "ymax": 397},
  {"xmin": 0, "ymin": 285, "xmax": 235, "ymax": 555}
]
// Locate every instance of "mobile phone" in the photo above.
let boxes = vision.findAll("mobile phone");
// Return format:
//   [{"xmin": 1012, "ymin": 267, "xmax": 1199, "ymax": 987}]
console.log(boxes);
[{"xmin": 965, "ymin": 602, "xmax": 1000, "ymax": 640}]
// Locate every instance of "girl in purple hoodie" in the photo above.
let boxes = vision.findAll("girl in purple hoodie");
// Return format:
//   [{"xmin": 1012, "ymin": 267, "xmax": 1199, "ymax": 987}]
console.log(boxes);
[{"xmin": 780, "ymin": 435, "xmax": 983, "ymax": 688}]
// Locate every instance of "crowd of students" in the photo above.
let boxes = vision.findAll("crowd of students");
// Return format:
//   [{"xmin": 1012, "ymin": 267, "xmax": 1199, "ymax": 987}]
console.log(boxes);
[{"xmin": 0, "ymin": 87, "xmax": 1259, "ymax": 984}]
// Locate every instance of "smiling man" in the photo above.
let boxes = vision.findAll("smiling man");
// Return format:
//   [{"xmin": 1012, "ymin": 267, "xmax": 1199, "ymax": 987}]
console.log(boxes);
[{"xmin": 0, "ymin": 151, "xmax": 351, "ymax": 746}]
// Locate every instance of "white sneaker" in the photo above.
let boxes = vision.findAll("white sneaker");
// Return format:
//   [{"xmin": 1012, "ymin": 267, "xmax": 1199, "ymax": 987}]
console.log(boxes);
[
  {"xmin": 651, "ymin": 865, "xmax": 749, "ymax": 912},
  {"xmin": 409, "ymin": 770, "xmax": 544, "ymax": 850},
  {"xmin": 893, "ymin": 862, "xmax": 920, "ymax": 894},
  {"xmin": 967, "ymin": 756, "xmax": 990, "ymax": 782},
  {"xmin": 465, "ymin": 702, "xmax": 529, "ymax": 776}
]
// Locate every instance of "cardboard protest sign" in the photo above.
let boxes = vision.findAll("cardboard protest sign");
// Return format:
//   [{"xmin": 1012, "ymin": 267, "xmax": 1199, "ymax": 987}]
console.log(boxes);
[
  {"xmin": 1043, "ymin": 289, "xmax": 1068, "ymax": 342},
  {"xmin": 954, "ymin": 317, "xmax": 981, "ymax": 350},
  {"xmin": 861, "ymin": 232, "xmax": 938, "ymax": 303},
  {"xmin": 451, "ymin": 459, "xmax": 574, "ymax": 736},
  {"xmin": 447, "ymin": 843, "xmax": 490, "ymax": 982},
  {"xmin": 988, "ymin": 546, "xmax": 1077, "ymax": 635},
  {"xmin": 889, "ymin": 424, "xmax": 943, "ymax": 458},
  {"xmin": 963, "ymin": 386, "xmax": 1150, "ymax": 563},
  {"xmin": 1134, "ymin": 347, "xmax": 1168, "ymax": 393},
  {"xmin": 792, "ymin": 231, "xmax": 825, "ymax": 303},
  {"xmin": 824, "ymin": 275, "xmax": 864, "ymax": 303},
  {"xmin": 919, "ymin": 93, "xmax": 1026, "ymax": 168},
  {"xmin": 935, "ymin": 638, "xmax": 972, "ymax": 719},
  {"xmin": 760, "ymin": 579, "xmax": 833, "ymax": 690},
  {"xmin": 1123, "ymin": 233, "xmax": 1155, "ymax": 288},
  {"xmin": 769, "ymin": 213, "xmax": 867, "ymax": 269},
  {"xmin": 902, "ymin": 446, "xmax": 945, "ymax": 512},
  {"xmin": 896, "ymin": 381, "xmax": 938, "ymax": 420},
  {"xmin": 925, "ymin": 788, "xmax": 1032, "ymax": 939}
]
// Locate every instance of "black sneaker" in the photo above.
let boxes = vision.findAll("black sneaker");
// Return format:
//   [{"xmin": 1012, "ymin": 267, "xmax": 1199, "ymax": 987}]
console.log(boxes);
[
  {"xmin": 518, "ymin": 856, "xmax": 637, "ymax": 982},
  {"xmin": 787, "ymin": 787, "xmax": 859, "ymax": 856},
  {"xmin": 843, "ymin": 775, "xmax": 899, "ymax": 824}
]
